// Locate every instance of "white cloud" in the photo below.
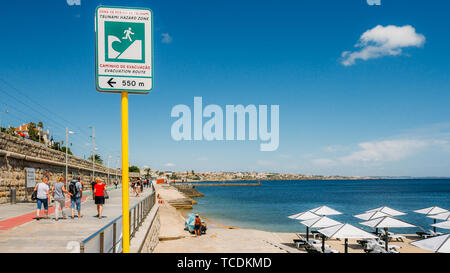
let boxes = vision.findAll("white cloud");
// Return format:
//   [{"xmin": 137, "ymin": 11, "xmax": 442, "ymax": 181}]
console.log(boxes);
[
  {"xmin": 161, "ymin": 33, "xmax": 173, "ymax": 44},
  {"xmin": 165, "ymin": 163, "xmax": 175, "ymax": 167},
  {"xmin": 341, "ymin": 25, "xmax": 425, "ymax": 66},
  {"xmin": 339, "ymin": 139, "xmax": 428, "ymax": 164}
]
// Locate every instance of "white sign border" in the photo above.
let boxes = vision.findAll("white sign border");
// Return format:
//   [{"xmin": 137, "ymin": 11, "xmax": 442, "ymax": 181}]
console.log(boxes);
[{"xmin": 95, "ymin": 5, "xmax": 154, "ymax": 94}]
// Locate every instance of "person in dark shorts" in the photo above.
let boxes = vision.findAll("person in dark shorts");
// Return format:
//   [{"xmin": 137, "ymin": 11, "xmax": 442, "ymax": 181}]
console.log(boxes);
[
  {"xmin": 93, "ymin": 178, "xmax": 106, "ymax": 218},
  {"xmin": 194, "ymin": 214, "xmax": 202, "ymax": 237},
  {"xmin": 91, "ymin": 180, "xmax": 96, "ymax": 200}
]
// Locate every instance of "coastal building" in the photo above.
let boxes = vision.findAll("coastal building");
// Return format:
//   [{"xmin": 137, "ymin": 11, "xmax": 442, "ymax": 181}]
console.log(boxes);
[{"xmin": 14, "ymin": 123, "xmax": 50, "ymax": 145}]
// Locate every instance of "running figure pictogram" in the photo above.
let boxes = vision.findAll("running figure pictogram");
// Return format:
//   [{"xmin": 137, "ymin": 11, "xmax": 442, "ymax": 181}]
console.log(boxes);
[{"xmin": 122, "ymin": 27, "xmax": 135, "ymax": 42}]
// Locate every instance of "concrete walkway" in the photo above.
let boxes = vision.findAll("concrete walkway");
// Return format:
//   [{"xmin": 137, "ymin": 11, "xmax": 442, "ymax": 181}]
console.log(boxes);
[{"xmin": 0, "ymin": 187, "xmax": 153, "ymax": 253}]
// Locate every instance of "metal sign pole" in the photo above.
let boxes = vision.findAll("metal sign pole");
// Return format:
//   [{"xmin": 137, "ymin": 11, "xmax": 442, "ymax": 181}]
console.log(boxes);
[{"xmin": 121, "ymin": 91, "xmax": 130, "ymax": 253}]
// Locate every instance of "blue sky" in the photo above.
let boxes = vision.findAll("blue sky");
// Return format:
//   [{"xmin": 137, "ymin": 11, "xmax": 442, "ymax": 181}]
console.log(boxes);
[{"xmin": 1, "ymin": 0, "xmax": 449, "ymax": 176}]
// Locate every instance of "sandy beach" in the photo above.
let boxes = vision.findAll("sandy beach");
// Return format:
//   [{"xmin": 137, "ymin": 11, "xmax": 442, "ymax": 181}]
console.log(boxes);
[{"xmin": 152, "ymin": 184, "xmax": 431, "ymax": 253}]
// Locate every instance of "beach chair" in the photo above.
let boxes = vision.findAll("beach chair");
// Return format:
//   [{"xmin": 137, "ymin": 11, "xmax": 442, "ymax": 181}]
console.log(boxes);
[
  {"xmin": 381, "ymin": 230, "xmax": 405, "ymax": 242},
  {"xmin": 304, "ymin": 243, "xmax": 322, "ymax": 253},
  {"xmin": 293, "ymin": 234, "xmax": 308, "ymax": 249},
  {"xmin": 428, "ymin": 230, "xmax": 444, "ymax": 237},
  {"xmin": 311, "ymin": 230, "xmax": 321, "ymax": 240},
  {"xmin": 366, "ymin": 242, "xmax": 392, "ymax": 253},
  {"xmin": 416, "ymin": 231, "xmax": 431, "ymax": 239},
  {"xmin": 323, "ymin": 249, "xmax": 339, "ymax": 253}
]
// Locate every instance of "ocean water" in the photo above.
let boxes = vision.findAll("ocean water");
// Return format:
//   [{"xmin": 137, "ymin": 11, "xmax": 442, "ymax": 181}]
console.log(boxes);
[{"xmin": 191, "ymin": 179, "xmax": 450, "ymax": 234}]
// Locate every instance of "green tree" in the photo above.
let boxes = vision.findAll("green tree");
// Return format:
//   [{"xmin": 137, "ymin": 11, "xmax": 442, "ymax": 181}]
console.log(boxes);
[
  {"xmin": 88, "ymin": 154, "xmax": 103, "ymax": 164},
  {"xmin": 60, "ymin": 146, "xmax": 73, "ymax": 155},
  {"xmin": 129, "ymin": 165, "xmax": 140, "ymax": 173},
  {"xmin": 27, "ymin": 122, "xmax": 39, "ymax": 142}
]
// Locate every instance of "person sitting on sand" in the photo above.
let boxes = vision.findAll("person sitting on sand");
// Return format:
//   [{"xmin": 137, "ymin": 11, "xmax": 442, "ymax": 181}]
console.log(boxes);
[{"xmin": 194, "ymin": 214, "xmax": 202, "ymax": 237}]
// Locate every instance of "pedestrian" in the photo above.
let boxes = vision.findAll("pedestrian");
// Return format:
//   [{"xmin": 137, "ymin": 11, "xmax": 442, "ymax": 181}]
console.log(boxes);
[
  {"xmin": 93, "ymin": 177, "xmax": 106, "ymax": 218},
  {"xmin": 139, "ymin": 178, "xmax": 144, "ymax": 193},
  {"xmin": 194, "ymin": 213, "xmax": 202, "ymax": 237},
  {"xmin": 91, "ymin": 180, "xmax": 96, "ymax": 200},
  {"xmin": 52, "ymin": 176, "xmax": 72, "ymax": 221},
  {"xmin": 69, "ymin": 177, "xmax": 83, "ymax": 219},
  {"xmin": 34, "ymin": 173, "xmax": 50, "ymax": 220},
  {"xmin": 114, "ymin": 180, "xmax": 118, "ymax": 189},
  {"xmin": 131, "ymin": 178, "xmax": 136, "ymax": 195},
  {"xmin": 135, "ymin": 179, "xmax": 141, "ymax": 197}
]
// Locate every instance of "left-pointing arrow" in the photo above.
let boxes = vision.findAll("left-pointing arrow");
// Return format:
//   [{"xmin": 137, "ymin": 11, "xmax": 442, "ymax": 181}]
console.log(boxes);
[{"xmin": 107, "ymin": 78, "xmax": 116, "ymax": 87}]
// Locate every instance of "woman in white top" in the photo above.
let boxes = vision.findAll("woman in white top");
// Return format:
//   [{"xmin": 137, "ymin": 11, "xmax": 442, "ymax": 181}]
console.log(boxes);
[{"xmin": 34, "ymin": 175, "xmax": 50, "ymax": 220}]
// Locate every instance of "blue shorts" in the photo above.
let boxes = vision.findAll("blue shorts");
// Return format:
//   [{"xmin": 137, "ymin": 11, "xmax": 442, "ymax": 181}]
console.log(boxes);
[
  {"xmin": 37, "ymin": 198, "xmax": 48, "ymax": 210},
  {"xmin": 71, "ymin": 197, "xmax": 81, "ymax": 211}
]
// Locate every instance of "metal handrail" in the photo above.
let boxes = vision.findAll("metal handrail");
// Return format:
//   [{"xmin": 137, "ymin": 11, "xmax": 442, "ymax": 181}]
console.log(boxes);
[{"xmin": 80, "ymin": 184, "xmax": 156, "ymax": 253}]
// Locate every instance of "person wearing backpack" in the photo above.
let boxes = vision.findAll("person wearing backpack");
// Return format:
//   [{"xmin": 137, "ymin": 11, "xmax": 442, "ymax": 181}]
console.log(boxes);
[{"xmin": 69, "ymin": 177, "xmax": 83, "ymax": 219}]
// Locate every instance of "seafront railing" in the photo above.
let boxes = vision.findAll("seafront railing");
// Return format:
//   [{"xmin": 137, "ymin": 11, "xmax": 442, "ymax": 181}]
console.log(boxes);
[{"xmin": 79, "ymin": 184, "xmax": 156, "ymax": 253}]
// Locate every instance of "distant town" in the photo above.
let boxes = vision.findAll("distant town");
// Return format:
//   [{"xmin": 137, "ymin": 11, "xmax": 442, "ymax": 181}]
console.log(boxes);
[{"xmin": 133, "ymin": 168, "xmax": 379, "ymax": 182}]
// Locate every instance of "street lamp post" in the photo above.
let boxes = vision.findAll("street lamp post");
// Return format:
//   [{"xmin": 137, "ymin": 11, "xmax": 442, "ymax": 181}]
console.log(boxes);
[
  {"xmin": 89, "ymin": 126, "xmax": 95, "ymax": 181},
  {"xmin": 65, "ymin": 128, "xmax": 75, "ymax": 188},
  {"xmin": 107, "ymin": 155, "xmax": 112, "ymax": 185}
]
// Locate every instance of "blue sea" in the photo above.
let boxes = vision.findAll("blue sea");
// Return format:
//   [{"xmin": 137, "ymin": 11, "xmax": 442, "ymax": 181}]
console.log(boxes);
[{"xmin": 191, "ymin": 179, "xmax": 450, "ymax": 234}]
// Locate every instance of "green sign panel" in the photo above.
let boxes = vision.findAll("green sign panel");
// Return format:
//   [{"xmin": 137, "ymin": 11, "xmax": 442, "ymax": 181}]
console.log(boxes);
[{"xmin": 95, "ymin": 6, "xmax": 153, "ymax": 94}]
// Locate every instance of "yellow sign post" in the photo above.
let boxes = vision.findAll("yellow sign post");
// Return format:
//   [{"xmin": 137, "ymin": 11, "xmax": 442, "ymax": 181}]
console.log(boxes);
[
  {"xmin": 121, "ymin": 91, "xmax": 130, "ymax": 253},
  {"xmin": 95, "ymin": 6, "xmax": 153, "ymax": 253}
]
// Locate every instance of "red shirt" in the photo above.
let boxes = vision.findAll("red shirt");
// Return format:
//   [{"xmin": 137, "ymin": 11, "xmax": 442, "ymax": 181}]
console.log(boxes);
[{"xmin": 94, "ymin": 183, "xmax": 106, "ymax": 197}]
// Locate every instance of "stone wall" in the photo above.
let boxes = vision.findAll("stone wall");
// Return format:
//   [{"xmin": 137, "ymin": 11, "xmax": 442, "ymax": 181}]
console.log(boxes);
[{"xmin": 0, "ymin": 132, "xmax": 121, "ymax": 204}]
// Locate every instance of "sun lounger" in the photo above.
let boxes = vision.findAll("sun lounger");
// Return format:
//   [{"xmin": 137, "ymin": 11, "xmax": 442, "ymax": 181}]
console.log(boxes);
[
  {"xmin": 416, "ymin": 231, "xmax": 431, "ymax": 238},
  {"xmin": 428, "ymin": 230, "xmax": 444, "ymax": 237},
  {"xmin": 311, "ymin": 230, "xmax": 321, "ymax": 240},
  {"xmin": 323, "ymin": 249, "xmax": 339, "ymax": 253},
  {"xmin": 366, "ymin": 245, "xmax": 388, "ymax": 253},
  {"xmin": 381, "ymin": 230, "xmax": 405, "ymax": 242},
  {"xmin": 304, "ymin": 244, "xmax": 322, "ymax": 253}
]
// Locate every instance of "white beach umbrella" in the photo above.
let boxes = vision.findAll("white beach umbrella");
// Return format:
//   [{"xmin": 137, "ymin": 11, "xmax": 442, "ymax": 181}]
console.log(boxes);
[
  {"xmin": 288, "ymin": 211, "xmax": 320, "ymax": 221},
  {"xmin": 411, "ymin": 234, "xmax": 450, "ymax": 253},
  {"xmin": 428, "ymin": 211, "xmax": 450, "ymax": 221},
  {"xmin": 365, "ymin": 206, "xmax": 406, "ymax": 217},
  {"xmin": 414, "ymin": 206, "xmax": 448, "ymax": 215},
  {"xmin": 354, "ymin": 211, "xmax": 390, "ymax": 221},
  {"xmin": 431, "ymin": 220, "xmax": 450, "ymax": 230},
  {"xmin": 415, "ymin": 207, "xmax": 449, "ymax": 232},
  {"xmin": 301, "ymin": 216, "xmax": 342, "ymax": 229},
  {"xmin": 309, "ymin": 206, "xmax": 342, "ymax": 216},
  {"xmin": 360, "ymin": 216, "xmax": 416, "ymax": 251},
  {"xmin": 300, "ymin": 216, "xmax": 342, "ymax": 245},
  {"xmin": 318, "ymin": 223, "xmax": 378, "ymax": 253}
]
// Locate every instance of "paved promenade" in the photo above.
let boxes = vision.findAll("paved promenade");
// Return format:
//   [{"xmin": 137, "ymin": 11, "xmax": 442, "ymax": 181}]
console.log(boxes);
[{"xmin": 0, "ymin": 186, "xmax": 153, "ymax": 253}]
